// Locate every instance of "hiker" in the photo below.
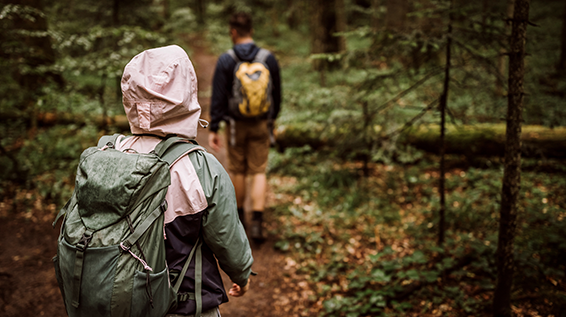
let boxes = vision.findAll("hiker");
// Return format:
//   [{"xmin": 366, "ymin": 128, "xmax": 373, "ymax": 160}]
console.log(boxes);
[
  {"xmin": 208, "ymin": 12, "xmax": 281, "ymax": 243},
  {"xmin": 53, "ymin": 45, "xmax": 251, "ymax": 317},
  {"xmin": 118, "ymin": 45, "xmax": 253, "ymax": 316}
]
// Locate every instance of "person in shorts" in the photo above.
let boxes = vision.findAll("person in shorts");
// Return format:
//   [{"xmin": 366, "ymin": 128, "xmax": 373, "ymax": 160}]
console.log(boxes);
[{"xmin": 208, "ymin": 12, "xmax": 281, "ymax": 243}]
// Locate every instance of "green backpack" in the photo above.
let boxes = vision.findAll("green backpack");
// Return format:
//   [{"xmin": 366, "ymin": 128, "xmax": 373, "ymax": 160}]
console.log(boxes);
[{"xmin": 53, "ymin": 134, "xmax": 206, "ymax": 317}]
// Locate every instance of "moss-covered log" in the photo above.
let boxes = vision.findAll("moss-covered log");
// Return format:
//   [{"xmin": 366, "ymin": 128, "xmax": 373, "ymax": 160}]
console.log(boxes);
[
  {"xmin": 3, "ymin": 112, "xmax": 565, "ymax": 158},
  {"xmin": 274, "ymin": 123, "xmax": 566, "ymax": 159},
  {"xmin": 0, "ymin": 111, "xmax": 131, "ymax": 131}
]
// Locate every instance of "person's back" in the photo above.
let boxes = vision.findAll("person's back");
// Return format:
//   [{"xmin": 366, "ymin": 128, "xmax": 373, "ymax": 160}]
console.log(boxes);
[{"xmin": 119, "ymin": 45, "xmax": 253, "ymax": 316}]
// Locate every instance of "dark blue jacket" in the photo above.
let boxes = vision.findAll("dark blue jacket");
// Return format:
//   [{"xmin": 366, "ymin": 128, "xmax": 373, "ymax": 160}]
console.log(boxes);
[{"xmin": 209, "ymin": 42, "xmax": 281, "ymax": 132}]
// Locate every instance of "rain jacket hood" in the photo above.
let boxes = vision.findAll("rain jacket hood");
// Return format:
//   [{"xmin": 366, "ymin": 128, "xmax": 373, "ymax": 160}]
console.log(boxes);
[
  {"xmin": 121, "ymin": 45, "xmax": 201, "ymax": 139},
  {"xmin": 232, "ymin": 42, "xmax": 260, "ymax": 61}
]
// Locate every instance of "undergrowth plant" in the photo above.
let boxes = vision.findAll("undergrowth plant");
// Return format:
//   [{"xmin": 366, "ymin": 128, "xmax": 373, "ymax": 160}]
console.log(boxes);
[{"xmin": 268, "ymin": 148, "xmax": 566, "ymax": 316}]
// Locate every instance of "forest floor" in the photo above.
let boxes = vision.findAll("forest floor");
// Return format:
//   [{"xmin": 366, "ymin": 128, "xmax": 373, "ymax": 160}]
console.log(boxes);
[{"xmin": 0, "ymin": 35, "xmax": 295, "ymax": 317}]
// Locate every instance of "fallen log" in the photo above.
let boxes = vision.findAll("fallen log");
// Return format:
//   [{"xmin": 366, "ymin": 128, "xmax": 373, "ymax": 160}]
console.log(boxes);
[
  {"xmin": 3, "ymin": 111, "xmax": 565, "ymax": 158},
  {"xmin": 0, "ymin": 111, "xmax": 130, "ymax": 131},
  {"xmin": 274, "ymin": 123, "xmax": 566, "ymax": 159},
  {"xmin": 404, "ymin": 124, "xmax": 566, "ymax": 159}
]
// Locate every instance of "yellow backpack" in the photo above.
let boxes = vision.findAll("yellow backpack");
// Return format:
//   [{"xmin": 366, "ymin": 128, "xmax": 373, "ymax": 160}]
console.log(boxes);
[{"xmin": 227, "ymin": 48, "xmax": 273, "ymax": 119}]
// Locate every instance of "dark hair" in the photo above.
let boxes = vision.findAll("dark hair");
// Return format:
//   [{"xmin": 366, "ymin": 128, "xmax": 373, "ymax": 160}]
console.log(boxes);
[{"xmin": 229, "ymin": 12, "xmax": 252, "ymax": 36}]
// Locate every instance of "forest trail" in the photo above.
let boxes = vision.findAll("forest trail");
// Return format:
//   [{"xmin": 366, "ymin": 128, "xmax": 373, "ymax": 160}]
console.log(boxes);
[{"xmin": 0, "ymin": 36, "xmax": 291, "ymax": 316}]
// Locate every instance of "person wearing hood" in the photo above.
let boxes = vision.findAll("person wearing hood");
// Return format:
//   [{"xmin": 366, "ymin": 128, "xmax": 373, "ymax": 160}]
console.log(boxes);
[
  {"xmin": 119, "ymin": 45, "xmax": 253, "ymax": 316},
  {"xmin": 208, "ymin": 12, "xmax": 281, "ymax": 243}
]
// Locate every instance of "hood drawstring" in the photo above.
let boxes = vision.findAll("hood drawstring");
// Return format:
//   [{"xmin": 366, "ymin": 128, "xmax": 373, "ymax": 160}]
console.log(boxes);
[{"xmin": 198, "ymin": 119, "xmax": 209, "ymax": 128}]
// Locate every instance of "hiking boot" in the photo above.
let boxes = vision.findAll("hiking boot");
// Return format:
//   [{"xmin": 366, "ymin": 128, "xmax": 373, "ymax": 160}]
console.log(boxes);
[
  {"xmin": 250, "ymin": 219, "xmax": 265, "ymax": 243},
  {"xmin": 251, "ymin": 211, "xmax": 265, "ymax": 243},
  {"xmin": 238, "ymin": 208, "xmax": 246, "ymax": 229}
]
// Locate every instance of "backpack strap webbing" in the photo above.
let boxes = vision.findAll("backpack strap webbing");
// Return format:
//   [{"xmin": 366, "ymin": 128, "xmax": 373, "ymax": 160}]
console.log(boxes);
[
  {"xmin": 227, "ymin": 48, "xmax": 270, "ymax": 64},
  {"xmin": 154, "ymin": 136, "xmax": 206, "ymax": 166},
  {"xmin": 97, "ymin": 133, "xmax": 122, "ymax": 148},
  {"xmin": 71, "ymin": 228, "xmax": 94, "ymax": 308},
  {"xmin": 195, "ymin": 241, "xmax": 203, "ymax": 317},
  {"xmin": 156, "ymin": 136, "xmax": 205, "ymax": 316},
  {"xmin": 253, "ymin": 48, "xmax": 270, "ymax": 64},
  {"xmin": 173, "ymin": 238, "xmax": 203, "ymax": 317},
  {"xmin": 227, "ymin": 49, "xmax": 239, "ymax": 63},
  {"xmin": 120, "ymin": 202, "xmax": 167, "ymax": 252}
]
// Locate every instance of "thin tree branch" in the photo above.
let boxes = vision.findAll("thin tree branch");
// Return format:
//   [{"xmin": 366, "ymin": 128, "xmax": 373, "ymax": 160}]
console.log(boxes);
[
  {"xmin": 370, "ymin": 68, "xmax": 444, "ymax": 116},
  {"xmin": 380, "ymin": 98, "xmax": 440, "ymax": 141}
]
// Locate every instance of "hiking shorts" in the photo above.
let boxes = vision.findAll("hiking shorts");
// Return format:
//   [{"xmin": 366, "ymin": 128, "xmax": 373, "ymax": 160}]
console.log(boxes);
[{"xmin": 226, "ymin": 119, "xmax": 270, "ymax": 175}]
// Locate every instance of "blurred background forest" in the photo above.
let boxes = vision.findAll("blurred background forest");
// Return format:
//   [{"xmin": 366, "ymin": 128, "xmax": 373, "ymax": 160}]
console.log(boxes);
[{"xmin": 1, "ymin": 0, "xmax": 565, "ymax": 316}]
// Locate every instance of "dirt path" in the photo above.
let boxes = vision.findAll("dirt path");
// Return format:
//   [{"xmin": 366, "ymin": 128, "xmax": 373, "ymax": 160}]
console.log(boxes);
[{"xmin": 0, "ymin": 37, "xmax": 290, "ymax": 317}]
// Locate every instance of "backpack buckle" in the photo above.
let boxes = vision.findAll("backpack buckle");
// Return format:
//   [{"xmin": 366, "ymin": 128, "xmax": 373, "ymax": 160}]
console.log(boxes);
[{"xmin": 76, "ymin": 230, "xmax": 93, "ymax": 252}]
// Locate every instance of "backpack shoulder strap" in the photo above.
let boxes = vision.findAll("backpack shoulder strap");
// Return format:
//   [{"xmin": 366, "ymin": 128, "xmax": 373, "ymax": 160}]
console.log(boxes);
[
  {"xmin": 173, "ymin": 237, "xmax": 203, "ymax": 316},
  {"xmin": 227, "ymin": 49, "xmax": 240, "ymax": 63},
  {"xmin": 154, "ymin": 136, "xmax": 206, "ymax": 166},
  {"xmin": 253, "ymin": 48, "xmax": 270, "ymax": 64},
  {"xmin": 97, "ymin": 133, "xmax": 123, "ymax": 148}
]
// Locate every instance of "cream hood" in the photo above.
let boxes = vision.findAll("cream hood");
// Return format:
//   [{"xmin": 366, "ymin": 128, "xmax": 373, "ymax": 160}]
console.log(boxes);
[{"xmin": 121, "ymin": 45, "xmax": 201, "ymax": 139}]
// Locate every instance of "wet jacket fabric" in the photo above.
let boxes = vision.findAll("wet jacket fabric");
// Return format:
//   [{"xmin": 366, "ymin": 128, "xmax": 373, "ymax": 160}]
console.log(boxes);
[
  {"xmin": 118, "ymin": 45, "xmax": 253, "ymax": 315},
  {"xmin": 209, "ymin": 42, "xmax": 281, "ymax": 132}
]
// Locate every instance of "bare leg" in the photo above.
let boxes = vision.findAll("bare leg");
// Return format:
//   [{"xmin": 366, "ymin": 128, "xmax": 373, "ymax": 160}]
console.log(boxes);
[
  {"xmin": 230, "ymin": 173, "xmax": 246, "ymax": 208},
  {"xmin": 250, "ymin": 173, "xmax": 267, "ymax": 242},
  {"xmin": 230, "ymin": 173, "xmax": 247, "ymax": 227},
  {"xmin": 250, "ymin": 173, "xmax": 266, "ymax": 211}
]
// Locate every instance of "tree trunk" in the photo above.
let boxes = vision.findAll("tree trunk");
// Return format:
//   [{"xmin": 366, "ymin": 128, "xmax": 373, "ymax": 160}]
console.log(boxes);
[
  {"xmin": 335, "ymin": 0, "xmax": 347, "ymax": 52},
  {"xmin": 163, "ymin": 0, "xmax": 171, "ymax": 20},
  {"xmin": 286, "ymin": 0, "xmax": 299, "ymax": 29},
  {"xmin": 496, "ymin": 0, "xmax": 514, "ymax": 96},
  {"xmin": 362, "ymin": 101, "xmax": 371, "ymax": 177},
  {"xmin": 113, "ymin": 0, "xmax": 119, "ymax": 26},
  {"xmin": 493, "ymin": 0, "xmax": 530, "ymax": 316},
  {"xmin": 371, "ymin": 0, "xmax": 381, "ymax": 32},
  {"xmin": 438, "ymin": 0, "xmax": 453, "ymax": 247},
  {"xmin": 195, "ymin": 0, "xmax": 206, "ymax": 26},
  {"xmin": 271, "ymin": 6, "xmax": 280, "ymax": 37},
  {"xmin": 385, "ymin": 0, "xmax": 408, "ymax": 32},
  {"xmin": 310, "ymin": 0, "xmax": 340, "ymax": 72},
  {"xmin": 557, "ymin": 1, "xmax": 566, "ymax": 75},
  {"xmin": 310, "ymin": 0, "xmax": 325, "ymax": 67}
]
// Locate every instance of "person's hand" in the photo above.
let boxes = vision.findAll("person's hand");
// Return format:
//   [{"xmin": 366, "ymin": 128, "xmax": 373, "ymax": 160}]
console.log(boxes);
[
  {"xmin": 228, "ymin": 279, "xmax": 249, "ymax": 297},
  {"xmin": 208, "ymin": 131, "xmax": 221, "ymax": 152}
]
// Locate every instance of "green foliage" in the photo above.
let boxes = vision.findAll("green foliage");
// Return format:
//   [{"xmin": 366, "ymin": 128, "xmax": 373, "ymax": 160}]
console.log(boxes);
[
  {"xmin": 269, "ymin": 148, "xmax": 566, "ymax": 315},
  {"xmin": 163, "ymin": 7, "xmax": 199, "ymax": 36},
  {"xmin": 0, "ymin": 0, "xmax": 172, "ymax": 199}
]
